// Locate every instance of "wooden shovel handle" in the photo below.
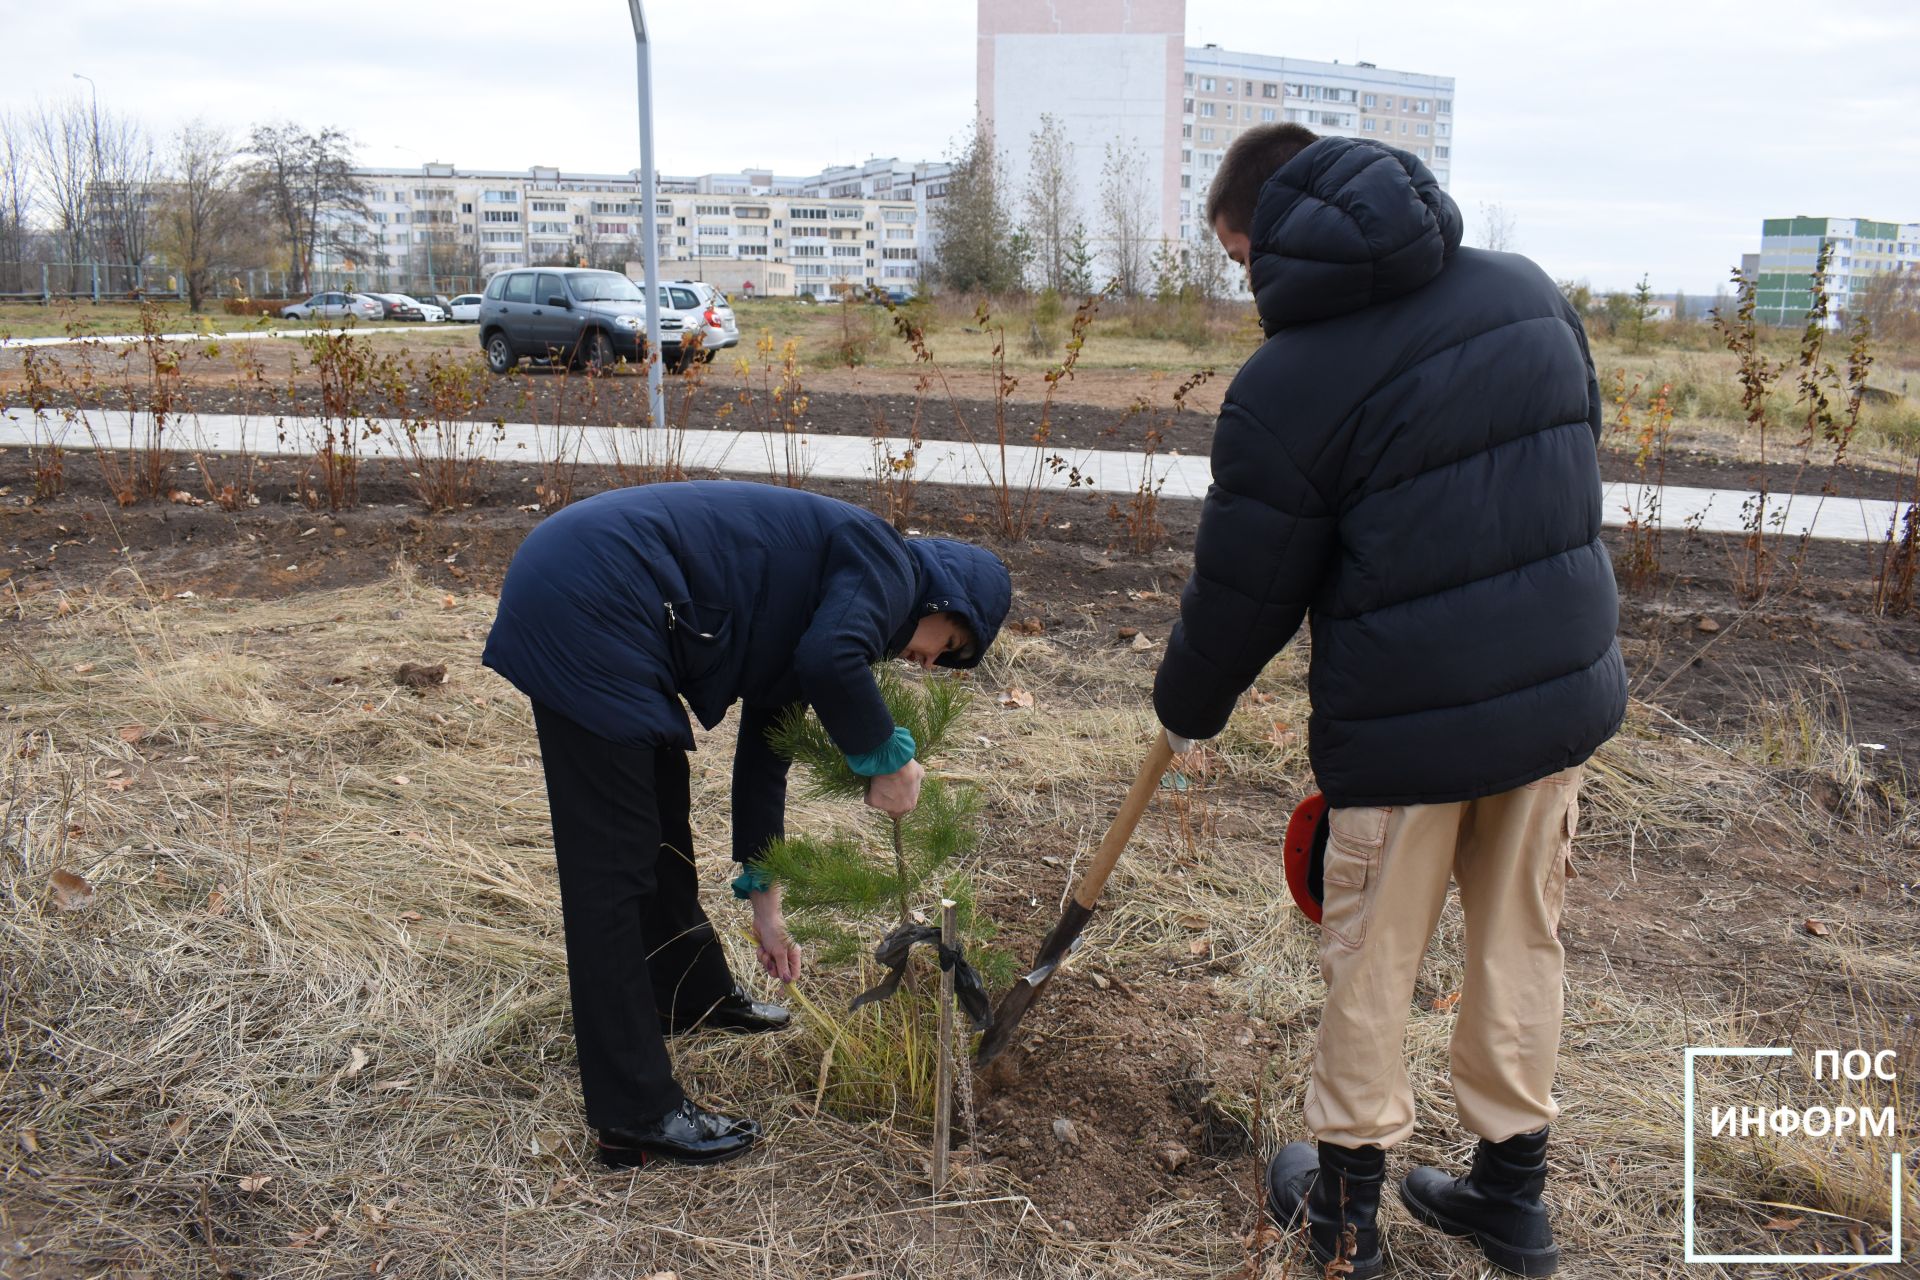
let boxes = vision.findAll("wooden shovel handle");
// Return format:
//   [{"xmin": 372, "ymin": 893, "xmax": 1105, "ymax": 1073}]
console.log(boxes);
[{"xmin": 1071, "ymin": 731, "xmax": 1179, "ymax": 910}]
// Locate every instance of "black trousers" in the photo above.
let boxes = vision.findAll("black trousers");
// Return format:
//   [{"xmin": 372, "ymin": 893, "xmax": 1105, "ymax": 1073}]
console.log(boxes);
[{"xmin": 532, "ymin": 702, "xmax": 737, "ymax": 1129}]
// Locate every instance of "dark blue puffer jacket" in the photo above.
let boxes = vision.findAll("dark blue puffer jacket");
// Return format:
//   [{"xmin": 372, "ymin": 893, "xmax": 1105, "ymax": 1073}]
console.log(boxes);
[
  {"xmin": 1153, "ymin": 138, "xmax": 1626, "ymax": 807},
  {"xmin": 483, "ymin": 481, "xmax": 1012, "ymax": 857}
]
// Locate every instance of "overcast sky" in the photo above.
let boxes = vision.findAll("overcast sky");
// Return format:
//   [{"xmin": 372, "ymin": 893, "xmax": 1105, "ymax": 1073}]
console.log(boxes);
[{"xmin": 7, "ymin": 0, "xmax": 1918, "ymax": 294}]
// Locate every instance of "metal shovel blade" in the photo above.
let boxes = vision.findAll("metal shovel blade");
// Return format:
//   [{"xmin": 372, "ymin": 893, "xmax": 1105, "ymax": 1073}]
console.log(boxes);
[{"xmin": 973, "ymin": 901, "xmax": 1092, "ymax": 1066}]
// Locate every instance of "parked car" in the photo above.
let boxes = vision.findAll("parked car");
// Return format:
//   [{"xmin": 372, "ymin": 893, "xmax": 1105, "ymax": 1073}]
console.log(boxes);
[
  {"xmin": 369, "ymin": 293, "xmax": 425, "ymax": 321},
  {"xmin": 478, "ymin": 267, "xmax": 674, "ymax": 374},
  {"xmin": 411, "ymin": 293, "xmax": 455, "ymax": 319},
  {"xmin": 448, "ymin": 294, "xmax": 483, "ymax": 323},
  {"xmin": 280, "ymin": 292, "xmax": 384, "ymax": 322},
  {"xmin": 658, "ymin": 279, "xmax": 738, "ymax": 369}
]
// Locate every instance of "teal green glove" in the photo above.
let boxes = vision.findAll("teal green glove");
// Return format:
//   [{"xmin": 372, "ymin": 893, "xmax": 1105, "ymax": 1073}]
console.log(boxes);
[
  {"xmin": 731, "ymin": 866, "xmax": 773, "ymax": 900},
  {"xmin": 845, "ymin": 725, "xmax": 916, "ymax": 777}
]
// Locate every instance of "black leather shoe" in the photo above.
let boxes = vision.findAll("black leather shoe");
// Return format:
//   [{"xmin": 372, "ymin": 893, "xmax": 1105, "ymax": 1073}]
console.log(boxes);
[
  {"xmin": 663, "ymin": 987, "xmax": 791, "ymax": 1035},
  {"xmin": 1266, "ymin": 1139, "xmax": 1387, "ymax": 1279},
  {"xmin": 596, "ymin": 1100, "xmax": 761, "ymax": 1168},
  {"xmin": 1401, "ymin": 1127, "xmax": 1560, "ymax": 1276}
]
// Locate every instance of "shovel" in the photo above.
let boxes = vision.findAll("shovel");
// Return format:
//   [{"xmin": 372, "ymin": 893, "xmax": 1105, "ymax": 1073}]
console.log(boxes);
[{"xmin": 974, "ymin": 730, "xmax": 1178, "ymax": 1066}]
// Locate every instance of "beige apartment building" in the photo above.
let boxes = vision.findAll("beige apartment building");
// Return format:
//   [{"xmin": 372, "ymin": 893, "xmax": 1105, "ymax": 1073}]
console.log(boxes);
[{"xmin": 317, "ymin": 162, "xmax": 933, "ymax": 298}]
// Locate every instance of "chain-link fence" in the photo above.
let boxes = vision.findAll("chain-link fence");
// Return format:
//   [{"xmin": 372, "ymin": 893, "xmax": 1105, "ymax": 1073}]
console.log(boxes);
[{"xmin": 0, "ymin": 261, "xmax": 487, "ymax": 304}]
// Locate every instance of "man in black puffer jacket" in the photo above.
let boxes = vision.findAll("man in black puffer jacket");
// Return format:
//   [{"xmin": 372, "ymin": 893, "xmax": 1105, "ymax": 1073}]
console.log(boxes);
[{"xmin": 1153, "ymin": 126, "xmax": 1625, "ymax": 1278}]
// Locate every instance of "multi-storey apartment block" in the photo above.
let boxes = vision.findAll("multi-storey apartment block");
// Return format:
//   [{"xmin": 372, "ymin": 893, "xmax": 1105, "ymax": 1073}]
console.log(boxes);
[
  {"xmin": 1751, "ymin": 216, "xmax": 1919, "ymax": 327},
  {"xmin": 1179, "ymin": 46, "xmax": 1453, "ymax": 243},
  {"xmin": 317, "ymin": 160, "xmax": 945, "ymax": 298},
  {"xmin": 978, "ymin": 0, "xmax": 1452, "ymax": 278}
]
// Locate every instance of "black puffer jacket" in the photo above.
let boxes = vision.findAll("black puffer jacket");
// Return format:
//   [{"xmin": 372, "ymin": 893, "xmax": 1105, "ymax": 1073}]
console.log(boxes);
[{"xmin": 1153, "ymin": 137, "xmax": 1626, "ymax": 807}]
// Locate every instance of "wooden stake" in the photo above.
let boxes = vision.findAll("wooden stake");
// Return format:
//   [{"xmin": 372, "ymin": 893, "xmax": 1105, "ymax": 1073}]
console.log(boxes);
[{"xmin": 932, "ymin": 897, "xmax": 957, "ymax": 1194}]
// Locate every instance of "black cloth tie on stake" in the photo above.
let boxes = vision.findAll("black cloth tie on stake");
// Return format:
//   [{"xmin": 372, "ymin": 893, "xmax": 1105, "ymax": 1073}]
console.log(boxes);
[{"xmin": 848, "ymin": 923, "xmax": 994, "ymax": 1033}]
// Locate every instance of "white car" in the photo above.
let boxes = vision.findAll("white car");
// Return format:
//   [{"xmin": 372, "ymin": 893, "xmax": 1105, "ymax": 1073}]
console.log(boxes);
[
  {"xmin": 448, "ymin": 294, "xmax": 483, "ymax": 323},
  {"xmin": 658, "ymin": 279, "xmax": 738, "ymax": 370},
  {"xmin": 280, "ymin": 291, "xmax": 384, "ymax": 322}
]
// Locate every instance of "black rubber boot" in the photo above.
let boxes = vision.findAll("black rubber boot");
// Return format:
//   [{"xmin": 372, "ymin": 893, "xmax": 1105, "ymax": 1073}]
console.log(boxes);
[
  {"xmin": 1400, "ymin": 1127, "xmax": 1560, "ymax": 1276},
  {"xmin": 1265, "ymin": 1140, "xmax": 1387, "ymax": 1279}
]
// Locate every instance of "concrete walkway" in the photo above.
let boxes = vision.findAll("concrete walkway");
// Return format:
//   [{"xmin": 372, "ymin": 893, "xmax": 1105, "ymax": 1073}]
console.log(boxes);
[
  {"xmin": 0, "ymin": 406, "xmax": 1907, "ymax": 546},
  {"xmin": 0, "ymin": 325, "xmax": 416, "ymax": 350}
]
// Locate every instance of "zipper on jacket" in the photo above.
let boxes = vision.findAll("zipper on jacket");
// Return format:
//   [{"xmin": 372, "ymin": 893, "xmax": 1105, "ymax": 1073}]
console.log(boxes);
[{"xmin": 663, "ymin": 601, "xmax": 716, "ymax": 639}]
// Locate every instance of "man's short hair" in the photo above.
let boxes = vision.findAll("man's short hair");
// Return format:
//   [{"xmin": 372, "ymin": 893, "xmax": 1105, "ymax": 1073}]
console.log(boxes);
[{"xmin": 1205, "ymin": 123, "xmax": 1320, "ymax": 234}]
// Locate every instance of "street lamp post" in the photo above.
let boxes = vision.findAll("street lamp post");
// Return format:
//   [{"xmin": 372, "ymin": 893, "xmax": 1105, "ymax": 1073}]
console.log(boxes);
[{"xmin": 626, "ymin": 0, "xmax": 666, "ymax": 434}]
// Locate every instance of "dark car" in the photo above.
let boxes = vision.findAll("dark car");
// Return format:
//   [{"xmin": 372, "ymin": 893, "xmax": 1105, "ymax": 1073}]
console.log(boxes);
[
  {"xmin": 411, "ymin": 293, "xmax": 455, "ymax": 320},
  {"xmin": 478, "ymin": 267, "xmax": 679, "ymax": 374},
  {"xmin": 369, "ymin": 293, "xmax": 424, "ymax": 321}
]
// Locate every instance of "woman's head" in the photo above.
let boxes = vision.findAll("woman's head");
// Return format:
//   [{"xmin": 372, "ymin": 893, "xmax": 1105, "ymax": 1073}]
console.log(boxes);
[{"xmin": 901, "ymin": 611, "xmax": 976, "ymax": 670}]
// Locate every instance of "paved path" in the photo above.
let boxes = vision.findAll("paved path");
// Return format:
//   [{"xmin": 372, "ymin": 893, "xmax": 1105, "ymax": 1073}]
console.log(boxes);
[
  {"xmin": 1, "ymin": 406, "xmax": 1906, "ymax": 545},
  {"xmin": 0, "ymin": 325, "xmax": 416, "ymax": 349}
]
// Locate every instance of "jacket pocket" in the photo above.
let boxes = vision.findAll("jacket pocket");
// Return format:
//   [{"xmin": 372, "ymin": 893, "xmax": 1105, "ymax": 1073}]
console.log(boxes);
[
  {"xmin": 664, "ymin": 599, "xmax": 733, "ymax": 685},
  {"xmin": 1321, "ymin": 805, "xmax": 1389, "ymax": 950}
]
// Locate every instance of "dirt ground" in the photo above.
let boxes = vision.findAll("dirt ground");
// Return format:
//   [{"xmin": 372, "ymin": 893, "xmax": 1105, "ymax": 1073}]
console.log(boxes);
[{"xmin": 2, "ymin": 399, "xmax": 1917, "ymax": 1274}]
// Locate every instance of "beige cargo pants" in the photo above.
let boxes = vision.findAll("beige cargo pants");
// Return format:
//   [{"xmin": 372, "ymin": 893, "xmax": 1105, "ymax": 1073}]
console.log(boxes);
[{"xmin": 1302, "ymin": 765, "xmax": 1582, "ymax": 1149}]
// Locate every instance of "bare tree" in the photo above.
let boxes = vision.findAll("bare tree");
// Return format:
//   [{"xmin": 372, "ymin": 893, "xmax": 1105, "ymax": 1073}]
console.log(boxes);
[
  {"xmin": 154, "ymin": 120, "xmax": 242, "ymax": 312},
  {"xmin": 1098, "ymin": 139, "xmax": 1154, "ymax": 297},
  {"xmin": 1023, "ymin": 113, "xmax": 1077, "ymax": 294},
  {"xmin": 92, "ymin": 109, "xmax": 156, "ymax": 282},
  {"xmin": 0, "ymin": 111, "xmax": 34, "ymax": 294},
  {"xmin": 25, "ymin": 98, "xmax": 94, "ymax": 290},
  {"xmin": 1477, "ymin": 201, "xmax": 1518, "ymax": 252},
  {"xmin": 245, "ymin": 123, "xmax": 369, "ymax": 293}
]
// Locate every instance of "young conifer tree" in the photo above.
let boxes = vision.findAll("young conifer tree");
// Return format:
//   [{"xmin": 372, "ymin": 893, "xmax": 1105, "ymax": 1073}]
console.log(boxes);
[{"xmin": 751, "ymin": 667, "xmax": 1008, "ymax": 984}]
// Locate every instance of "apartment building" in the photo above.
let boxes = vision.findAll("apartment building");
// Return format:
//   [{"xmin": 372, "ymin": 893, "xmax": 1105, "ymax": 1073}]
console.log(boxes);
[
  {"xmin": 316, "ymin": 161, "xmax": 939, "ymax": 298},
  {"xmin": 1752, "ymin": 216, "xmax": 1919, "ymax": 327},
  {"xmin": 978, "ymin": 0, "xmax": 1453, "ymax": 277},
  {"xmin": 1179, "ymin": 47, "xmax": 1453, "ymax": 242}
]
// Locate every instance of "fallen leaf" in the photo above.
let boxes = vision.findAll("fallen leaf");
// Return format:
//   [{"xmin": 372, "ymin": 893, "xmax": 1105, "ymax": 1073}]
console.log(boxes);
[
  {"xmin": 1762, "ymin": 1215, "xmax": 1804, "ymax": 1231},
  {"xmin": 238, "ymin": 1173, "xmax": 272, "ymax": 1194},
  {"xmin": 19, "ymin": 1127, "xmax": 41, "ymax": 1154},
  {"xmin": 345, "ymin": 1045, "xmax": 369, "ymax": 1078},
  {"xmin": 1008, "ymin": 617, "xmax": 1045, "ymax": 635},
  {"xmin": 1431, "ymin": 991, "xmax": 1462, "ymax": 1013},
  {"xmin": 373, "ymin": 1079, "xmax": 415, "ymax": 1092},
  {"xmin": 391, "ymin": 775, "xmax": 411, "ymax": 786},
  {"xmin": 1187, "ymin": 938, "xmax": 1211, "ymax": 956},
  {"xmin": 118, "ymin": 725, "xmax": 148, "ymax": 743},
  {"xmin": 1246, "ymin": 690, "xmax": 1276, "ymax": 706},
  {"xmin": 168, "ymin": 490, "xmax": 196, "ymax": 505},
  {"xmin": 56, "ymin": 598, "xmax": 73, "ymax": 616},
  {"xmin": 1176, "ymin": 913, "xmax": 1210, "ymax": 929},
  {"xmin": 363, "ymin": 1201, "xmax": 386, "ymax": 1225},
  {"xmin": 441, "ymin": 594, "xmax": 456, "ymax": 609},
  {"xmin": 1129, "ymin": 633, "xmax": 1156, "ymax": 652},
  {"xmin": 373, "ymin": 1250, "xmax": 397, "ymax": 1275},
  {"xmin": 49, "ymin": 869, "xmax": 94, "ymax": 911},
  {"xmin": 397, "ymin": 910, "xmax": 423, "ymax": 922},
  {"xmin": 1264, "ymin": 722, "xmax": 1296, "ymax": 747},
  {"xmin": 166, "ymin": 1115, "xmax": 189, "ymax": 1141},
  {"xmin": 1118, "ymin": 626, "xmax": 1140, "ymax": 640},
  {"xmin": 206, "ymin": 888, "xmax": 229, "ymax": 916},
  {"xmin": 72, "ymin": 662, "xmax": 95, "ymax": 674},
  {"xmin": 1696, "ymin": 616, "xmax": 1721, "ymax": 634},
  {"xmin": 1804, "ymin": 918, "xmax": 1830, "ymax": 937},
  {"xmin": 100, "ymin": 766, "xmax": 123, "ymax": 779},
  {"xmin": 999, "ymin": 687, "xmax": 1035, "ymax": 710}
]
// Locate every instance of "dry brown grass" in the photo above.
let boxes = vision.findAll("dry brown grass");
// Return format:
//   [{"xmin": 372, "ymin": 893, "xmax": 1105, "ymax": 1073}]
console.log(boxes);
[{"xmin": 2, "ymin": 572, "xmax": 1913, "ymax": 1277}]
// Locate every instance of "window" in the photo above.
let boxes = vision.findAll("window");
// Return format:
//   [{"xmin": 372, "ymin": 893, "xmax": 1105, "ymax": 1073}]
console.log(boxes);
[
  {"xmin": 1183, "ymin": 96, "xmax": 1194, "ymax": 113},
  {"xmin": 1180, "ymin": 174, "xmax": 1191, "ymax": 189},
  {"xmin": 1415, "ymin": 99, "xmax": 1431, "ymax": 113},
  {"xmin": 697, "ymin": 224, "xmax": 729, "ymax": 237},
  {"xmin": 1200, "ymin": 102, "xmax": 1215, "ymax": 117},
  {"xmin": 595, "ymin": 222, "xmax": 630, "ymax": 235},
  {"xmin": 1200, "ymin": 76, "xmax": 1214, "ymax": 91},
  {"xmin": 790, "ymin": 206, "xmax": 828, "ymax": 220},
  {"xmin": 536, "ymin": 272, "xmax": 564, "ymax": 302},
  {"xmin": 1435, "ymin": 146, "xmax": 1450, "ymax": 160},
  {"xmin": 592, "ymin": 201, "xmax": 638, "ymax": 215},
  {"xmin": 740, "ymin": 225, "xmax": 770, "ymax": 238},
  {"xmin": 1363, "ymin": 93, "xmax": 1376, "ymax": 108},
  {"xmin": 885, "ymin": 227, "xmax": 913, "ymax": 240},
  {"xmin": 1436, "ymin": 98, "xmax": 1452, "ymax": 114},
  {"xmin": 1285, "ymin": 82, "xmax": 1303, "ymax": 97},
  {"xmin": 503, "ymin": 273, "xmax": 534, "ymax": 304},
  {"xmin": 791, "ymin": 244, "xmax": 825, "ymax": 258},
  {"xmin": 1415, "ymin": 124, "xmax": 1430, "ymax": 137},
  {"xmin": 739, "ymin": 244, "xmax": 768, "ymax": 257},
  {"xmin": 1184, "ymin": 72, "xmax": 1193, "ymax": 86},
  {"xmin": 1199, "ymin": 128, "xmax": 1215, "ymax": 142},
  {"xmin": 831, "ymin": 245, "xmax": 861, "ymax": 258},
  {"xmin": 1380, "ymin": 97, "xmax": 1394, "ymax": 110},
  {"xmin": 531, "ymin": 200, "xmax": 566, "ymax": 213},
  {"xmin": 831, "ymin": 206, "xmax": 863, "ymax": 220},
  {"xmin": 460, "ymin": 202, "xmax": 473, "ymax": 214},
  {"xmin": 1438, "ymin": 123, "xmax": 1451, "ymax": 137},
  {"xmin": 1261, "ymin": 108, "xmax": 1276, "ymax": 122},
  {"xmin": 1417, "ymin": 147, "xmax": 1429, "ymax": 160},
  {"xmin": 482, "ymin": 190, "xmax": 519, "ymax": 203},
  {"xmin": 881, "ymin": 208, "xmax": 914, "ymax": 223},
  {"xmin": 1225, "ymin": 79, "xmax": 1235, "ymax": 94},
  {"xmin": 695, "ymin": 203, "xmax": 729, "ymax": 215},
  {"xmin": 697, "ymin": 245, "xmax": 730, "ymax": 257},
  {"xmin": 1263, "ymin": 82, "xmax": 1277, "ymax": 98},
  {"xmin": 1182, "ymin": 148, "xmax": 1192, "ymax": 163},
  {"xmin": 484, "ymin": 210, "xmax": 521, "ymax": 223},
  {"xmin": 1363, "ymin": 119, "xmax": 1377, "ymax": 132},
  {"xmin": 1182, "ymin": 123, "xmax": 1192, "ymax": 138}
]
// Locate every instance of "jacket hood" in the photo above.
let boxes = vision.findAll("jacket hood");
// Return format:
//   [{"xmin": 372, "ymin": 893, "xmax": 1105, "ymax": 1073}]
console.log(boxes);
[
  {"xmin": 1249, "ymin": 136, "xmax": 1463, "ymax": 334},
  {"xmin": 906, "ymin": 539, "xmax": 1012, "ymax": 669}
]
